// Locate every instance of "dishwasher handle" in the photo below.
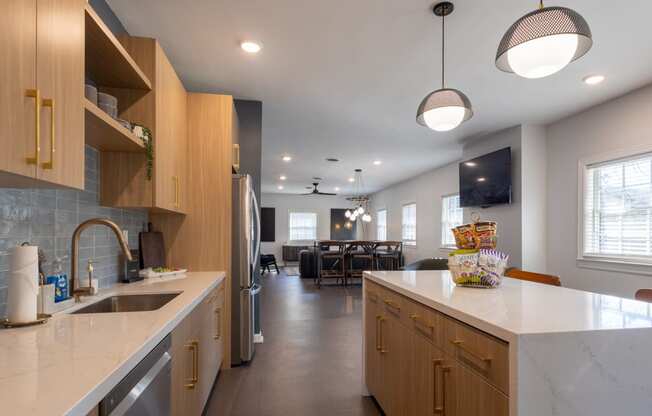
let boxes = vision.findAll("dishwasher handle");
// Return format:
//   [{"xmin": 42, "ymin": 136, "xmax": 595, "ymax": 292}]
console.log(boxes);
[
  {"xmin": 108, "ymin": 351, "xmax": 172, "ymax": 416},
  {"xmin": 101, "ymin": 335, "xmax": 172, "ymax": 416}
]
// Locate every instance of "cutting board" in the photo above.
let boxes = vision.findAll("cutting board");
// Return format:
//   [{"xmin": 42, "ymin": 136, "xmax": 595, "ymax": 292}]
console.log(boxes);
[{"xmin": 139, "ymin": 230, "xmax": 166, "ymax": 269}]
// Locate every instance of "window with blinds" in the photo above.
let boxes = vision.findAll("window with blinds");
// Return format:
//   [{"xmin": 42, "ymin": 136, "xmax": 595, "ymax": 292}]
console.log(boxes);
[
  {"xmin": 289, "ymin": 212, "xmax": 318, "ymax": 241},
  {"xmin": 402, "ymin": 203, "xmax": 417, "ymax": 245},
  {"xmin": 442, "ymin": 194, "xmax": 463, "ymax": 247},
  {"xmin": 583, "ymin": 152, "xmax": 652, "ymax": 262},
  {"xmin": 377, "ymin": 209, "xmax": 387, "ymax": 241}
]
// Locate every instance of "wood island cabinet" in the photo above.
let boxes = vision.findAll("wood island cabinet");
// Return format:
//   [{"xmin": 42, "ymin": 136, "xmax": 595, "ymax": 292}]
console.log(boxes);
[
  {"xmin": 364, "ymin": 279, "xmax": 509, "ymax": 416},
  {"xmin": 0, "ymin": 0, "xmax": 84, "ymax": 189},
  {"xmin": 171, "ymin": 281, "xmax": 225, "ymax": 416}
]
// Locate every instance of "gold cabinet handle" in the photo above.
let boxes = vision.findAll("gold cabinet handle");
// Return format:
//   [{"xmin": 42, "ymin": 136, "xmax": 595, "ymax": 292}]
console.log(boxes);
[
  {"xmin": 184, "ymin": 340, "xmax": 199, "ymax": 388},
  {"xmin": 451, "ymin": 340, "xmax": 492, "ymax": 364},
  {"xmin": 173, "ymin": 176, "xmax": 180, "ymax": 208},
  {"xmin": 214, "ymin": 307, "xmax": 222, "ymax": 340},
  {"xmin": 383, "ymin": 298, "xmax": 401, "ymax": 312},
  {"xmin": 433, "ymin": 359, "xmax": 443, "ymax": 414},
  {"xmin": 375, "ymin": 315, "xmax": 381, "ymax": 351},
  {"xmin": 233, "ymin": 143, "xmax": 240, "ymax": 171},
  {"xmin": 378, "ymin": 317, "xmax": 388, "ymax": 354},
  {"xmin": 41, "ymin": 98, "xmax": 55, "ymax": 169},
  {"xmin": 433, "ymin": 359, "xmax": 452, "ymax": 415},
  {"xmin": 25, "ymin": 89, "xmax": 40, "ymax": 165}
]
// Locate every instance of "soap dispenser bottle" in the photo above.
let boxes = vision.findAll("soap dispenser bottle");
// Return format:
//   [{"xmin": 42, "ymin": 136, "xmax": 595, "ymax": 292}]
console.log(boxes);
[{"xmin": 46, "ymin": 256, "xmax": 69, "ymax": 302}]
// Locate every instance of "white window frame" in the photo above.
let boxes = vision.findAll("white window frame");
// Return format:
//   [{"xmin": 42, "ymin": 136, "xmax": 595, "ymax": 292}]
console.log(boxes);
[
  {"xmin": 441, "ymin": 194, "xmax": 463, "ymax": 249},
  {"xmin": 402, "ymin": 203, "xmax": 417, "ymax": 246},
  {"xmin": 577, "ymin": 144, "xmax": 652, "ymax": 276},
  {"xmin": 288, "ymin": 211, "xmax": 318, "ymax": 242},
  {"xmin": 377, "ymin": 209, "xmax": 387, "ymax": 241}
]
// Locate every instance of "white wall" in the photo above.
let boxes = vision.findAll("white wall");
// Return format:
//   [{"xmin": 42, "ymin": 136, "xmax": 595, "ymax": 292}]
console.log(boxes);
[
  {"xmin": 521, "ymin": 125, "xmax": 548, "ymax": 272},
  {"xmin": 461, "ymin": 126, "xmax": 523, "ymax": 268},
  {"xmin": 546, "ymin": 84, "xmax": 652, "ymax": 298},
  {"xmin": 368, "ymin": 162, "xmax": 459, "ymax": 265},
  {"xmin": 260, "ymin": 193, "xmax": 359, "ymax": 265}
]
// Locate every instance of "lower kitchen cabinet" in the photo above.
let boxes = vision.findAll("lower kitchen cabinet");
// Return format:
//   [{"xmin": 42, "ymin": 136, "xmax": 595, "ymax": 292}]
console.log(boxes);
[
  {"xmin": 171, "ymin": 281, "xmax": 225, "ymax": 415},
  {"xmin": 364, "ymin": 280, "xmax": 509, "ymax": 416}
]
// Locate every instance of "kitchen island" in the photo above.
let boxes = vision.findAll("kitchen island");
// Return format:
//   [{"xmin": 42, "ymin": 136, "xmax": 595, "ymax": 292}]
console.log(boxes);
[
  {"xmin": 363, "ymin": 270, "xmax": 652, "ymax": 416},
  {"xmin": 0, "ymin": 271, "xmax": 225, "ymax": 416}
]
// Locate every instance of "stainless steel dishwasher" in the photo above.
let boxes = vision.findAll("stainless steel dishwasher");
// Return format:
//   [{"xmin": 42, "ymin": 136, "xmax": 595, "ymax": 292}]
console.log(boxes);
[{"xmin": 100, "ymin": 334, "xmax": 172, "ymax": 416}]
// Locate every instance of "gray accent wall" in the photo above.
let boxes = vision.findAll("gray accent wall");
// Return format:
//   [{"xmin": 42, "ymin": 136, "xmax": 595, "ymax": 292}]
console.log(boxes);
[{"xmin": 0, "ymin": 146, "xmax": 148, "ymax": 318}]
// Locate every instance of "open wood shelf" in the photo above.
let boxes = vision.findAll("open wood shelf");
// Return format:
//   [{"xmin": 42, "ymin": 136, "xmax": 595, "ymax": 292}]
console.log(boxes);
[
  {"xmin": 84, "ymin": 98, "xmax": 145, "ymax": 152},
  {"xmin": 85, "ymin": 5, "xmax": 152, "ymax": 90}
]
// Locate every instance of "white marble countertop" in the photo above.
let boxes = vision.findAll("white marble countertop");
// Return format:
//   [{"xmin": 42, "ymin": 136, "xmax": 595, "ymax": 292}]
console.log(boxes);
[
  {"xmin": 364, "ymin": 270, "xmax": 652, "ymax": 342},
  {"xmin": 0, "ymin": 271, "xmax": 225, "ymax": 416}
]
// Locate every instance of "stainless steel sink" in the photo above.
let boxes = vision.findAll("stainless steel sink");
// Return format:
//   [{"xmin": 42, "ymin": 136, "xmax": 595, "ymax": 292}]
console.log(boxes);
[{"xmin": 71, "ymin": 293, "xmax": 181, "ymax": 314}]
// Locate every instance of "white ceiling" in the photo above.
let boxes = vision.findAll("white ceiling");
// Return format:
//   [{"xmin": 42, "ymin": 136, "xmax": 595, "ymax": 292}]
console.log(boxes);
[{"xmin": 107, "ymin": 0, "xmax": 652, "ymax": 195}]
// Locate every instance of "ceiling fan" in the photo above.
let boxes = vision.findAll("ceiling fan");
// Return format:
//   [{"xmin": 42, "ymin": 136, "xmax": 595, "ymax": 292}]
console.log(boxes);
[{"xmin": 302, "ymin": 182, "xmax": 336, "ymax": 196}]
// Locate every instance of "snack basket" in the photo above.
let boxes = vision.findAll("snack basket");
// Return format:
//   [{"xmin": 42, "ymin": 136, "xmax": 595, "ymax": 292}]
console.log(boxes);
[
  {"xmin": 448, "ymin": 249, "xmax": 508, "ymax": 288},
  {"xmin": 448, "ymin": 215, "xmax": 508, "ymax": 288}
]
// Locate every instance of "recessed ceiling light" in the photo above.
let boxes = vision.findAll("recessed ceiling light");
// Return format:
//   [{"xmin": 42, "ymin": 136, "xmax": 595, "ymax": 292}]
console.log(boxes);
[
  {"xmin": 465, "ymin": 161, "xmax": 477, "ymax": 167},
  {"xmin": 326, "ymin": 158, "xmax": 340, "ymax": 162},
  {"xmin": 477, "ymin": 177, "xmax": 486, "ymax": 182},
  {"xmin": 282, "ymin": 155, "xmax": 292, "ymax": 162},
  {"xmin": 373, "ymin": 160, "xmax": 382, "ymax": 166},
  {"xmin": 335, "ymin": 187, "xmax": 340, "ymax": 191},
  {"xmin": 583, "ymin": 74, "xmax": 605, "ymax": 85},
  {"xmin": 241, "ymin": 41, "xmax": 262, "ymax": 54},
  {"xmin": 279, "ymin": 175, "xmax": 287, "ymax": 181},
  {"xmin": 348, "ymin": 177, "xmax": 355, "ymax": 183},
  {"xmin": 277, "ymin": 185, "xmax": 284, "ymax": 190}
]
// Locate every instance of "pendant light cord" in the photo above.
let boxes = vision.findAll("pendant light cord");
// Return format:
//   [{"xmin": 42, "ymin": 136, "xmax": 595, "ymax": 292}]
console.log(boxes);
[
  {"xmin": 441, "ymin": 11, "xmax": 445, "ymax": 88},
  {"xmin": 539, "ymin": 0, "xmax": 544, "ymax": 9}
]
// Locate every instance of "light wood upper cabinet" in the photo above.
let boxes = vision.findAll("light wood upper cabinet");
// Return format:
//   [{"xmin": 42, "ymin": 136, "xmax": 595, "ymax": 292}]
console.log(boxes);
[
  {"xmin": 37, "ymin": 0, "xmax": 84, "ymax": 189},
  {"xmin": 100, "ymin": 38, "xmax": 187, "ymax": 214},
  {"xmin": 0, "ymin": 0, "xmax": 84, "ymax": 189}
]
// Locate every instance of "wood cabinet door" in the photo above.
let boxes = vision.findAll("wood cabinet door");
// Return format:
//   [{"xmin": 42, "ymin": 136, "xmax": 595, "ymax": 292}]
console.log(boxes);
[
  {"xmin": 410, "ymin": 333, "xmax": 447, "ymax": 416},
  {"xmin": 378, "ymin": 313, "xmax": 412, "ymax": 416},
  {"xmin": 364, "ymin": 293, "xmax": 380, "ymax": 398},
  {"xmin": 454, "ymin": 362, "xmax": 508, "ymax": 416},
  {"xmin": 171, "ymin": 311, "xmax": 200, "ymax": 416},
  {"xmin": 154, "ymin": 43, "xmax": 186, "ymax": 213},
  {"xmin": 0, "ymin": 0, "xmax": 38, "ymax": 181},
  {"xmin": 36, "ymin": 0, "xmax": 84, "ymax": 189}
]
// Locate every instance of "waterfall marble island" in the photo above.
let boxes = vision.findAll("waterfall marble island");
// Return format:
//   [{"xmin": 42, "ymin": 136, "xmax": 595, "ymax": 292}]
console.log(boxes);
[{"xmin": 362, "ymin": 270, "xmax": 652, "ymax": 416}]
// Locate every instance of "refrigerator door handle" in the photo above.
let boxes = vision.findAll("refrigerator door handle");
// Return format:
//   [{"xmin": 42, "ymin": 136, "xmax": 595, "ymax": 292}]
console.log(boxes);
[{"xmin": 251, "ymin": 187, "xmax": 262, "ymax": 267}]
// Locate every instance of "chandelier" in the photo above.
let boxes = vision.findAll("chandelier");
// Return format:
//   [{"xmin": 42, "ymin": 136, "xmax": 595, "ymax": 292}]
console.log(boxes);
[{"xmin": 345, "ymin": 169, "xmax": 372, "ymax": 223}]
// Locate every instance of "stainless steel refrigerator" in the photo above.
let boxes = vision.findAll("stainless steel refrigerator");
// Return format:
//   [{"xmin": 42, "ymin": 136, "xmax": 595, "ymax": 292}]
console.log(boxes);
[{"xmin": 231, "ymin": 174, "xmax": 262, "ymax": 365}]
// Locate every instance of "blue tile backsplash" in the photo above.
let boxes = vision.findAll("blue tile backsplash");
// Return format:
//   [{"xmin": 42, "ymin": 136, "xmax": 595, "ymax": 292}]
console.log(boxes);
[{"xmin": 0, "ymin": 146, "xmax": 148, "ymax": 317}]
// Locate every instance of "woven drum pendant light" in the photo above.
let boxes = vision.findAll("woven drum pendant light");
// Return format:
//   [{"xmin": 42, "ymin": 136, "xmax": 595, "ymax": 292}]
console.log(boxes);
[
  {"xmin": 496, "ymin": 1, "xmax": 593, "ymax": 79},
  {"xmin": 417, "ymin": 2, "xmax": 473, "ymax": 132}
]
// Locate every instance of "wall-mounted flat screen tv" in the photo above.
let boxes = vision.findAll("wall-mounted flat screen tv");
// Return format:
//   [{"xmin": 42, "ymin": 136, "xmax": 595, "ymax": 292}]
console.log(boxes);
[{"xmin": 459, "ymin": 147, "xmax": 512, "ymax": 208}]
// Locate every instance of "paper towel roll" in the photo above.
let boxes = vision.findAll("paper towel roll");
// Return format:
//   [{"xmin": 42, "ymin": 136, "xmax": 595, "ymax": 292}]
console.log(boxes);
[{"xmin": 7, "ymin": 245, "xmax": 39, "ymax": 323}]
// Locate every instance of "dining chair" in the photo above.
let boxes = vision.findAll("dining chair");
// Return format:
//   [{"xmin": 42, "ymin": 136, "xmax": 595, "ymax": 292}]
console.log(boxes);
[
  {"xmin": 504, "ymin": 268, "xmax": 562, "ymax": 287},
  {"xmin": 374, "ymin": 241, "xmax": 403, "ymax": 270},
  {"xmin": 347, "ymin": 241, "xmax": 375, "ymax": 285},
  {"xmin": 316, "ymin": 241, "xmax": 346, "ymax": 287},
  {"xmin": 635, "ymin": 289, "xmax": 652, "ymax": 303}
]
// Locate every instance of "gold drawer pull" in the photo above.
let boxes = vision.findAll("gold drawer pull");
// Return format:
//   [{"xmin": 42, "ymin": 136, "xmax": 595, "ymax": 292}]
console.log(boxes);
[
  {"xmin": 41, "ymin": 98, "xmax": 55, "ymax": 169},
  {"xmin": 410, "ymin": 313, "xmax": 435, "ymax": 329},
  {"xmin": 383, "ymin": 299, "xmax": 401, "ymax": 311},
  {"xmin": 451, "ymin": 340, "xmax": 492, "ymax": 363},
  {"xmin": 25, "ymin": 89, "xmax": 40, "ymax": 165},
  {"xmin": 184, "ymin": 340, "xmax": 199, "ymax": 388},
  {"xmin": 214, "ymin": 307, "xmax": 222, "ymax": 340}
]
